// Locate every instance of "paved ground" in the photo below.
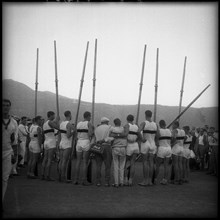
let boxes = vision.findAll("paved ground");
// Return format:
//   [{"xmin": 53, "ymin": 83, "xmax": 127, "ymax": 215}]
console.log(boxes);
[{"xmin": 2, "ymin": 159, "xmax": 218, "ymax": 218}]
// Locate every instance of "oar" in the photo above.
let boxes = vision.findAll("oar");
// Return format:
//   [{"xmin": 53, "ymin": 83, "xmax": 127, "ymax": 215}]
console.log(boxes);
[
  {"xmin": 178, "ymin": 56, "xmax": 187, "ymax": 123},
  {"xmin": 87, "ymin": 39, "xmax": 97, "ymax": 183},
  {"xmin": 167, "ymin": 84, "xmax": 211, "ymax": 128},
  {"xmin": 66, "ymin": 41, "xmax": 89, "ymax": 181}
]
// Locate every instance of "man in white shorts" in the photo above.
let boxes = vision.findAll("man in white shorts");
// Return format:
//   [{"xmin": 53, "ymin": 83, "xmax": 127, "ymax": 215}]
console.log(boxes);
[
  {"xmin": 41, "ymin": 111, "xmax": 60, "ymax": 181},
  {"xmin": 138, "ymin": 110, "xmax": 159, "ymax": 186},
  {"xmin": 74, "ymin": 111, "xmax": 94, "ymax": 186},
  {"xmin": 171, "ymin": 121, "xmax": 185, "ymax": 185},
  {"xmin": 124, "ymin": 114, "xmax": 140, "ymax": 186},
  {"xmin": 154, "ymin": 120, "xmax": 172, "ymax": 185},
  {"xmin": 182, "ymin": 126, "xmax": 192, "ymax": 183},
  {"xmin": 27, "ymin": 116, "xmax": 43, "ymax": 179},
  {"xmin": 58, "ymin": 110, "xmax": 75, "ymax": 183}
]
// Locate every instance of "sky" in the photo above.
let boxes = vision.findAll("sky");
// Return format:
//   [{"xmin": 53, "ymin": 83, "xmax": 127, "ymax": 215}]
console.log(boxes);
[{"xmin": 2, "ymin": 2, "xmax": 218, "ymax": 108}]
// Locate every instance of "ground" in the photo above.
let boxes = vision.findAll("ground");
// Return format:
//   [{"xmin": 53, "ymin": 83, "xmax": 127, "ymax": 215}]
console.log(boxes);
[{"xmin": 2, "ymin": 159, "xmax": 218, "ymax": 218}]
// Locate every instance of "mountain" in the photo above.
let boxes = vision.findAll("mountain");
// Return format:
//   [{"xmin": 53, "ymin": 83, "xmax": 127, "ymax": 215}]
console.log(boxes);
[{"xmin": 2, "ymin": 79, "xmax": 218, "ymax": 129}]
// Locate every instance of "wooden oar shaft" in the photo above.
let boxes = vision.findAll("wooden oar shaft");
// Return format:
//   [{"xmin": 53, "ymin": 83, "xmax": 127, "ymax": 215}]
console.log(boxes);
[
  {"xmin": 92, "ymin": 39, "xmax": 97, "ymax": 125},
  {"xmin": 153, "ymin": 48, "xmax": 159, "ymax": 122},
  {"xmin": 178, "ymin": 56, "xmax": 187, "ymax": 116},
  {"xmin": 167, "ymin": 84, "xmax": 211, "ymax": 128},
  {"xmin": 54, "ymin": 40, "xmax": 59, "ymax": 117},
  {"xmin": 136, "ymin": 44, "xmax": 147, "ymax": 125},
  {"xmin": 35, "ymin": 48, "xmax": 39, "ymax": 117},
  {"xmin": 74, "ymin": 41, "xmax": 89, "ymax": 126}
]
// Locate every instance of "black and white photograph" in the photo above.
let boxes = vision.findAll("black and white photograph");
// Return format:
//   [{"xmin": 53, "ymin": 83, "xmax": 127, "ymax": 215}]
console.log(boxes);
[{"xmin": 2, "ymin": 1, "xmax": 218, "ymax": 218}]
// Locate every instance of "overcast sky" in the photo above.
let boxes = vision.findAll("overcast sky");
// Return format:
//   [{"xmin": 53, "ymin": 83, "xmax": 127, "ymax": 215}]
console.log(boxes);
[{"xmin": 3, "ymin": 2, "xmax": 218, "ymax": 108}]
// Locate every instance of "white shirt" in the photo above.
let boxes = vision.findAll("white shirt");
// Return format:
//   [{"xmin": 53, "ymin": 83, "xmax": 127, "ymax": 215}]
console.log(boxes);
[
  {"xmin": 18, "ymin": 124, "xmax": 28, "ymax": 142},
  {"xmin": 2, "ymin": 116, "xmax": 18, "ymax": 157}
]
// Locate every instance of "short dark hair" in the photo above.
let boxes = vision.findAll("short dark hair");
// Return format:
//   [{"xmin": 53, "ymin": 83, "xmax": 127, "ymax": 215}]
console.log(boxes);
[
  {"xmin": 83, "ymin": 111, "xmax": 91, "ymax": 119},
  {"xmin": 64, "ymin": 110, "xmax": 71, "ymax": 117},
  {"xmin": 159, "ymin": 120, "xmax": 166, "ymax": 127},
  {"xmin": 47, "ymin": 111, "xmax": 55, "ymax": 118},
  {"xmin": 35, "ymin": 115, "xmax": 42, "ymax": 122},
  {"xmin": 3, "ymin": 99, "xmax": 11, "ymax": 106},
  {"xmin": 114, "ymin": 118, "xmax": 121, "ymax": 126},
  {"xmin": 21, "ymin": 116, "xmax": 27, "ymax": 121},
  {"xmin": 173, "ymin": 121, "xmax": 179, "ymax": 128},
  {"xmin": 127, "ymin": 114, "xmax": 134, "ymax": 122},
  {"xmin": 183, "ymin": 126, "xmax": 190, "ymax": 131},
  {"xmin": 145, "ymin": 110, "xmax": 152, "ymax": 118}
]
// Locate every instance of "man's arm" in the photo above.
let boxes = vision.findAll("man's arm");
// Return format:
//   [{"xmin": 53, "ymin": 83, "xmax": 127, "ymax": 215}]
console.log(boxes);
[
  {"xmin": 88, "ymin": 122, "xmax": 94, "ymax": 139},
  {"xmin": 48, "ymin": 116, "xmax": 60, "ymax": 130},
  {"xmin": 19, "ymin": 125, "xmax": 28, "ymax": 137},
  {"xmin": 37, "ymin": 127, "xmax": 43, "ymax": 148},
  {"xmin": 138, "ymin": 122, "xmax": 146, "ymax": 142},
  {"xmin": 171, "ymin": 129, "xmax": 178, "ymax": 147},
  {"xmin": 66, "ymin": 122, "xmax": 75, "ymax": 139}
]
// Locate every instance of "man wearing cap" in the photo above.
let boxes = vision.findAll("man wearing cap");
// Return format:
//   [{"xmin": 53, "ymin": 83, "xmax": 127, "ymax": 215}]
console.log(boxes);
[{"xmin": 93, "ymin": 117, "xmax": 113, "ymax": 186}]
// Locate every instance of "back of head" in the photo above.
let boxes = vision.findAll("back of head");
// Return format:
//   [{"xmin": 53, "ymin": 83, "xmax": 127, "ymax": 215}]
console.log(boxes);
[
  {"xmin": 21, "ymin": 116, "xmax": 27, "ymax": 121},
  {"xmin": 159, "ymin": 120, "xmax": 166, "ymax": 128},
  {"xmin": 127, "ymin": 114, "xmax": 134, "ymax": 122},
  {"xmin": 183, "ymin": 125, "xmax": 190, "ymax": 132},
  {"xmin": 35, "ymin": 115, "xmax": 42, "ymax": 123},
  {"xmin": 47, "ymin": 111, "xmax": 55, "ymax": 118},
  {"xmin": 173, "ymin": 121, "xmax": 179, "ymax": 128},
  {"xmin": 83, "ymin": 111, "xmax": 91, "ymax": 119},
  {"xmin": 64, "ymin": 110, "xmax": 71, "ymax": 118},
  {"xmin": 114, "ymin": 118, "xmax": 121, "ymax": 126},
  {"xmin": 145, "ymin": 110, "xmax": 152, "ymax": 118}
]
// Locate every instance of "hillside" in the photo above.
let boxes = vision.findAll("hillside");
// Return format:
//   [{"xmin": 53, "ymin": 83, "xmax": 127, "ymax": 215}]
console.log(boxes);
[{"xmin": 2, "ymin": 79, "xmax": 218, "ymax": 129}]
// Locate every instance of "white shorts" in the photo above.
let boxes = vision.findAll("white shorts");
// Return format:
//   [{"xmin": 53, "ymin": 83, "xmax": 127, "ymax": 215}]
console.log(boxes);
[
  {"xmin": 59, "ymin": 140, "xmax": 72, "ymax": 150},
  {"xmin": 140, "ymin": 141, "xmax": 157, "ymax": 155},
  {"xmin": 126, "ymin": 142, "xmax": 139, "ymax": 156},
  {"xmin": 172, "ymin": 145, "xmax": 184, "ymax": 156},
  {"xmin": 29, "ymin": 141, "xmax": 41, "ymax": 153},
  {"xmin": 183, "ymin": 148, "xmax": 191, "ymax": 159},
  {"xmin": 157, "ymin": 146, "xmax": 172, "ymax": 158},
  {"xmin": 190, "ymin": 150, "xmax": 196, "ymax": 159},
  {"xmin": 44, "ymin": 139, "xmax": 56, "ymax": 150},
  {"xmin": 76, "ymin": 139, "xmax": 90, "ymax": 152}
]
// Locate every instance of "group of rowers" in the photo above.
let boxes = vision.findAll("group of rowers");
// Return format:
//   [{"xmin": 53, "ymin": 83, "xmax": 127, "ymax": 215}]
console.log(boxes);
[{"xmin": 3, "ymin": 98, "xmax": 218, "ymax": 202}]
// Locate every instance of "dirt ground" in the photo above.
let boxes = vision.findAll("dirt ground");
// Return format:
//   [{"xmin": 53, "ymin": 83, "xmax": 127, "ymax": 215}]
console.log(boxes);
[{"xmin": 2, "ymin": 159, "xmax": 218, "ymax": 218}]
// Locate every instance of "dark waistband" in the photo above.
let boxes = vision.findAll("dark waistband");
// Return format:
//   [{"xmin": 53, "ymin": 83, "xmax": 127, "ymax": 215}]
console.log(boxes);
[
  {"xmin": 184, "ymin": 141, "xmax": 192, "ymax": 144},
  {"xmin": 60, "ymin": 129, "xmax": 67, "ymax": 134},
  {"xmin": 159, "ymin": 136, "xmax": 171, "ymax": 140},
  {"xmin": 34, "ymin": 134, "xmax": 38, "ymax": 137},
  {"xmin": 44, "ymin": 129, "xmax": 54, "ymax": 134},
  {"xmin": 129, "ymin": 131, "xmax": 138, "ymax": 135},
  {"xmin": 77, "ymin": 129, "xmax": 88, "ymax": 133},
  {"xmin": 176, "ymin": 136, "xmax": 185, "ymax": 140},
  {"xmin": 143, "ymin": 130, "xmax": 156, "ymax": 134}
]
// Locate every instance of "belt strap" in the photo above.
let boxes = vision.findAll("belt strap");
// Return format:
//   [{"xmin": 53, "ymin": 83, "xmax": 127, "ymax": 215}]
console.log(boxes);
[
  {"xmin": 77, "ymin": 129, "xmax": 88, "ymax": 133},
  {"xmin": 176, "ymin": 136, "xmax": 185, "ymax": 140},
  {"xmin": 159, "ymin": 136, "xmax": 171, "ymax": 140},
  {"xmin": 129, "ymin": 131, "xmax": 138, "ymax": 135},
  {"xmin": 143, "ymin": 130, "xmax": 156, "ymax": 134},
  {"xmin": 60, "ymin": 129, "xmax": 67, "ymax": 134},
  {"xmin": 44, "ymin": 129, "xmax": 54, "ymax": 134}
]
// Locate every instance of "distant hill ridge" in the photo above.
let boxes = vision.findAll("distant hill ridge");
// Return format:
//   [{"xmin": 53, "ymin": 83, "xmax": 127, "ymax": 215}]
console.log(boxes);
[{"xmin": 3, "ymin": 79, "xmax": 218, "ymax": 129}]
